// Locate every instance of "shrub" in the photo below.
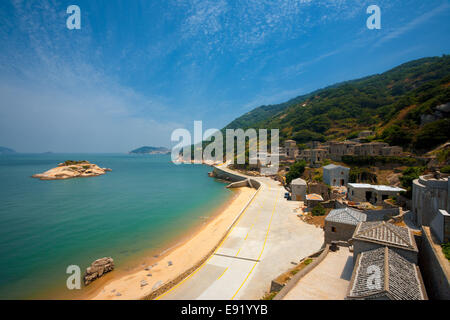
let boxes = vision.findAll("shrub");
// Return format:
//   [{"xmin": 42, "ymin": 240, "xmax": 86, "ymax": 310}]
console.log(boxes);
[
  {"xmin": 399, "ymin": 166, "xmax": 426, "ymax": 199},
  {"xmin": 442, "ymin": 243, "xmax": 450, "ymax": 261},
  {"xmin": 440, "ymin": 165, "xmax": 450, "ymax": 174},
  {"xmin": 312, "ymin": 203, "xmax": 326, "ymax": 216}
]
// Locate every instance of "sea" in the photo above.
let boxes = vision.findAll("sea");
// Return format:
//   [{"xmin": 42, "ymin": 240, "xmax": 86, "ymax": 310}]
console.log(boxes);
[{"xmin": 0, "ymin": 153, "xmax": 233, "ymax": 299}]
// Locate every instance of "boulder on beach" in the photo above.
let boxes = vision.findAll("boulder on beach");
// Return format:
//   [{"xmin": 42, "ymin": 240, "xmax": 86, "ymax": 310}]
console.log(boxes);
[{"xmin": 84, "ymin": 257, "xmax": 115, "ymax": 286}]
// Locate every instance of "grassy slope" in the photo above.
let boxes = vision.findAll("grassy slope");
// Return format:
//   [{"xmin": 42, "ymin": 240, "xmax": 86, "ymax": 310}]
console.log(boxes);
[{"xmin": 223, "ymin": 55, "xmax": 450, "ymax": 153}]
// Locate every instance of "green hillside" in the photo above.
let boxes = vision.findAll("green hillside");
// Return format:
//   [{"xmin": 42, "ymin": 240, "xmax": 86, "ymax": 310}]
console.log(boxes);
[{"xmin": 224, "ymin": 55, "xmax": 450, "ymax": 153}]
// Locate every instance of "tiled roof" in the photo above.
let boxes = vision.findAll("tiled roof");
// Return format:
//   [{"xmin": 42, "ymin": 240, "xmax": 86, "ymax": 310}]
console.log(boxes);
[
  {"xmin": 353, "ymin": 222, "xmax": 417, "ymax": 251},
  {"xmin": 325, "ymin": 207, "xmax": 367, "ymax": 225},
  {"xmin": 347, "ymin": 247, "xmax": 426, "ymax": 300}
]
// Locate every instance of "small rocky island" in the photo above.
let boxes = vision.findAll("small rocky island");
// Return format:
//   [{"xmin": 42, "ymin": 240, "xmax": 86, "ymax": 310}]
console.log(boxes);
[{"xmin": 32, "ymin": 160, "xmax": 112, "ymax": 180}]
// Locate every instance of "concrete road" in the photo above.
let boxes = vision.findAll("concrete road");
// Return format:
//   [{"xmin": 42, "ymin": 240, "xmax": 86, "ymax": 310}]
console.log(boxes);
[
  {"xmin": 157, "ymin": 173, "xmax": 324, "ymax": 300},
  {"xmin": 283, "ymin": 247, "xmax": 353, "ymax": 300}
]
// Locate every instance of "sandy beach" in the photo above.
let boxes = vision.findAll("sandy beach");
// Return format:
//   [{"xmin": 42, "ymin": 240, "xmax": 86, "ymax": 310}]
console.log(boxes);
[{"xmin": 86, "ymin": 186, "xmax": 256, "ymax": 300}]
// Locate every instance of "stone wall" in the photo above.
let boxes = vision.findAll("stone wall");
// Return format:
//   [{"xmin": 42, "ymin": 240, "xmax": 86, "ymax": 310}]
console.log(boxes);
[{"xmin": 419, "ymin": 227, "xmax": 450, "ymax": 300}]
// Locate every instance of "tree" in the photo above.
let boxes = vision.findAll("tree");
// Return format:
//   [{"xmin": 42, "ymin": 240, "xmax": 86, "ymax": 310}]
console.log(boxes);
[{"xmin": 286, "ymin": 161, "xmax": 306, "ymax": 184}]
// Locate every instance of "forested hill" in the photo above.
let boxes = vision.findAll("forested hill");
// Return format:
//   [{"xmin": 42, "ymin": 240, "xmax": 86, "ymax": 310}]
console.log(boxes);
[{"xmin": 224, "ymin": 55, "xmax": 450, "ymax": 153}]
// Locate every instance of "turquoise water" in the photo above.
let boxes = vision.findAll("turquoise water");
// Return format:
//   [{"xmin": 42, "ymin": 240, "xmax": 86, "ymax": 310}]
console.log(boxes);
[{"xmin": 0, "ymin": 153, "xmax": 232, "ymax": 299}]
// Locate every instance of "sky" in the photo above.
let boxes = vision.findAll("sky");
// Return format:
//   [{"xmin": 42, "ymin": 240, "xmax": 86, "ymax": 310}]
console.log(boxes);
[{"xmin": 0, "ymin": 0, "xmax": 449, "ymax": 153}]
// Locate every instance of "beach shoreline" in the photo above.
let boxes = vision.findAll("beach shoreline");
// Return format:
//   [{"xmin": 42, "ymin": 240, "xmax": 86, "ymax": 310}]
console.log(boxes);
[{"xmin": 80, "ymin": 184, "xmax": 257, "ymax": 300}]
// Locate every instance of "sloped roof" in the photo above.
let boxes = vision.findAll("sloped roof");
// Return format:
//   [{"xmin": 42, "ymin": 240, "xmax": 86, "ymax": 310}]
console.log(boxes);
[
  {"xmin": 353, "ymin": 221, "xmax": 417, "ymax": 251},
  {"xmin": 325, "ymin": 207, "xmax": 367, "ymax": 225},
  {"xmin": 347, "ymin": 247, "xmax": 426, "ymax": 300},
  {"xmin": 291, "ymin": 178, "xmax": 307, "ymax": 185},
  {"xmin": 323, "ymin": 164, "xmax": 349, "ymax": 170}
]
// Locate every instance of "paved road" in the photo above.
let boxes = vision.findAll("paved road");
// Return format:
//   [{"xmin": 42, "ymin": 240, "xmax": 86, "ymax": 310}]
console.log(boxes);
[
  {"xmin": 283, "ymin": 247, "xmax": 353, "ymax": 300},
  {"xmin": 157, "ymin": 170, "xmax": 323, "ymax": 300}
]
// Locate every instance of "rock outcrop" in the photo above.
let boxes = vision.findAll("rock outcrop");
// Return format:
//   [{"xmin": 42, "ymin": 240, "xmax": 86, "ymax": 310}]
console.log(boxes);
[
  {"xmin": 32, "ymin": 160, "xmax": 111, "ymax": 180},
  {"xmin": 84, "ymin": 257, "xmax": 114, "ymax": 286}
]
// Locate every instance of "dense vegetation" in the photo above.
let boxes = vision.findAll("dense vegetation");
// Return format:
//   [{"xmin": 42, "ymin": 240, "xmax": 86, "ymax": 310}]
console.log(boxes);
[
  {"xmin": 399, "ymin": 166, "xmax": 426, "ymax": 198},
  {"xmin": 285, "ymin": 160, "xmax": 306, "ymax": 184},
  {"xmin": 223, "ymin": 55, "xmax": 450, "ymax": 154}
]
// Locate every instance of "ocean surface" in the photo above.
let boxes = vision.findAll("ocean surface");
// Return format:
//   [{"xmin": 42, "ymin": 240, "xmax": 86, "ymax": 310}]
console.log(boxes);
[{"xmin": 0, "ymin": 153, "xmax": 233, "ymax": 299}]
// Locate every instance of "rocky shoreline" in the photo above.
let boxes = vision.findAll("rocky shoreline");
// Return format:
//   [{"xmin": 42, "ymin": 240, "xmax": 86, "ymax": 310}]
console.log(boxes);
[{"xmin": 32, "ymin": 160, "xmax": 112, "ymax": 180}]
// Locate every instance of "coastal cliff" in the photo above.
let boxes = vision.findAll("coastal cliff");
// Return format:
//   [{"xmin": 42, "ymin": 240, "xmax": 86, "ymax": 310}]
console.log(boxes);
[{"xmin": 32, "ymin": 160, "xmax": 111, "ymax": 180}]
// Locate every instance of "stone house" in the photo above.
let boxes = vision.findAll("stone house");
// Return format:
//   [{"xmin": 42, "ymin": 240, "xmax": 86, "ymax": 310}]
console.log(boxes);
[
  {"xmin": 324, "ymin": 207, "xmax": 367, "ymax": 243},
  {"xmin": 353, "ymin": 142, "xmax": 388, "ymax": 156},
  {"xmin": 297, "ymin": 148, "xmax": 329, "ymax": 167},
  {"xmin": 323, "ymin": 164, "xmax": 350, "ymax": 186},
  {"xmin": 284, "ymin": 140, "xmax": 299, "ymax": 159},
  {"xmin": 291, "ymin": 178, "xmax": 307, "ymax": 201},
  {"xmin": 412, "ymin": 174, "xmax": 450, "ymax": 243},
  {"xmin": 347, "ymin": 183, "xmax": 405, "ymax": 205},
  {"xmin": 346, "ymin": 247, "xmax": 427, "ymax": 300},
  {"xmin": 350, "ymin": 221, "xmax": 419, "ymax": 264},
  {"xmin": 328, "ymin": 141, "xmax": 358, "ymax": 161}
]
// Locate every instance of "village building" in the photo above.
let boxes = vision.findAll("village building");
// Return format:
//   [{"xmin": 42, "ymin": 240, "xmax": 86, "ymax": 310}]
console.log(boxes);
[
  {"xmin": 381, "ymin": 145, "xmax": 403, "ymax": 156},
  {"xmin": 328, "ymin": 141, "xmax": 358, "ymax": 161},
  {"xmin": 324, "ymin": 207, "xmax": 367, "ymax": 243},
  {"xmin": 308, "ymin": 182, "xmax": 330, "ymax": 201},
  {"xmin": 284, "ymin": 140, "xmax": 299, "ymax": 159},
  {"xmin": 305, "ymin": 193, "xmax": 323, "ymax": 208},
  {"xmin": 357, "ymin": 130, "xmax": 374, "ymax": 139},
  {"xmin": 346, "ymin": 247, "xmax": 427, "ymax": 300},
  {"xmin": 297, "ymin": 148, "xmax": 329, "ymax": 167},
  {"xmin": 290, "ymin": 178, "xmax": 307, "ymax": 201},
  {"xmin": 323, "ymin": 164, "xmax": 350, "ymax": 186},
  {"xmin": 347, "ymin": 183, "xmax": 405, "ymax": 205},
  {"xmin": 351, "ymin": 221, "xmax": 419, "ymax": 264}
]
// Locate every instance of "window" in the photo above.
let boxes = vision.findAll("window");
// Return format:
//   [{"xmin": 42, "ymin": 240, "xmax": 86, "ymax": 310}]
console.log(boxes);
[{"xmin": 331, "ymin": 227, "xmax": 336, "ymax": 232}]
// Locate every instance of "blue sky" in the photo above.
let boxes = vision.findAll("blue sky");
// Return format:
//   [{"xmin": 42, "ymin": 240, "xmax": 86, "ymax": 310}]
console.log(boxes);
[{"xmin": 0, "ymin": 0, "xmax": 449, "ymax": 152}]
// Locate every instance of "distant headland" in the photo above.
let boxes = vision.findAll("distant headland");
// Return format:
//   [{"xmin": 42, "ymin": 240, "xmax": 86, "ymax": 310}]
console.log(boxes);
[
  {"xmin": 0, "ymin": 146, "xmax": 16, "ymax": 154},
  {"xmin": 32, "ymin": 160, "xmax": 112, "ymax": 180},
  {"xmin": 129, "ymin": 146, "xmax": 170, "ymax": 155}
]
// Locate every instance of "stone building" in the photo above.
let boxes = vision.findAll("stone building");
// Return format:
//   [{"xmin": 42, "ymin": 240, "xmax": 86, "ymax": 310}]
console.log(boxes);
[
  {"xmin": 305, "ymin": 193, "xmax": 323, "ymax": 208},
  {"xmin": 412, "ymin": 173, "xmax": 450, "ymax": 243},
  {"xmin": 346, "ymin": 247, "xmax": 427, "ymax": 300},
  {"xmin": 297, "ymin": 148, "xmax": 329, "ymax": 167},
  {"xmin": 291, "ymin": 178, "xmax": 307, "ymax": 201},
  {"xmin": 324, "ymin": 207, "xmax": 367, "ymax": 243},
  {"xmin": 328, "ymin": 141, "xmax": 358, "ymax": 161},
  {"xmin": 323, "ymin": 164, "xmax": 350, "ymax": 186},
  {"xmin": 357, "ymin": 130, "xmax": 374, "ymax": 139},
  {"xmin": 347, "ymin": 183, "xmax": 405, "ymax": 205},
  {"xmin": 284, "ymin": 140, "xmax": 299, "ymax": 159},
  {"xmin": 353, "ymin": 142, "xmax": 388, "ymax": 156},
  {"xmin": 381, "ymin": 145, "xmax": 403, "ymax": 156},
  {"xmin": 351, "ymin": 221, "xmax": 419, "ymax": 264}
]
